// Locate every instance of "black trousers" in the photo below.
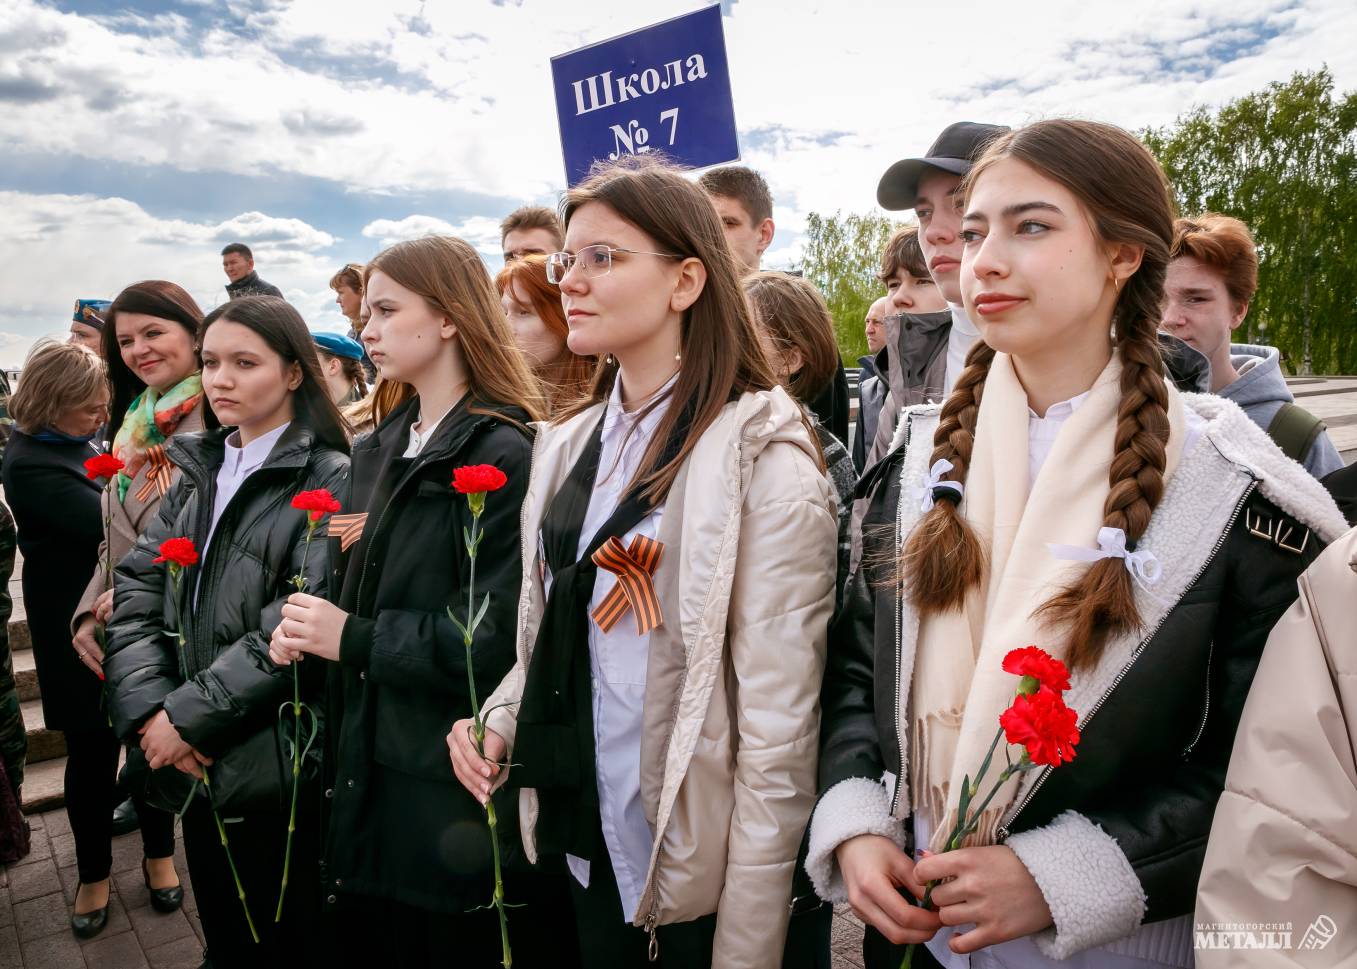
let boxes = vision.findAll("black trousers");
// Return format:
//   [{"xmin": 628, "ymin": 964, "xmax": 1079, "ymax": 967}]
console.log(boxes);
[
  {"xmin": 63, "ymin": 727, "xmax": 175, "ymax": 884},
  {"xmin": 180, "ymin": 798, "xmax": 322, "ymax": 969},
  {"xmin": 567, "ymin": 837, "xmax": 717, "ymax": 969},
  {"xmin": 334, "ymin": 869, "xmax": 581, "ymax": 969},
  {"xmin": 782, "ymin": 901, "xmax": 833, "ymax": 969}
]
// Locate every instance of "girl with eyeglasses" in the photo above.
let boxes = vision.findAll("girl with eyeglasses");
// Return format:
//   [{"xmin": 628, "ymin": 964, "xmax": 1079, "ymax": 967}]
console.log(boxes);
[
  {"xmin": 805, "ymin": 120, "xmax": 1346, "ymax": 969},
  {"xmin": 449, "ymin": 159, "xmax": 838, "ymax": 969}
]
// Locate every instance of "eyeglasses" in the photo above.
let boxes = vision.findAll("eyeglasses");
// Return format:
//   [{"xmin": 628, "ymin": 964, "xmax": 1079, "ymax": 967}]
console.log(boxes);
[{"xmin": 546, "ymin": 244, "xmax": 682, "ymax": 285}]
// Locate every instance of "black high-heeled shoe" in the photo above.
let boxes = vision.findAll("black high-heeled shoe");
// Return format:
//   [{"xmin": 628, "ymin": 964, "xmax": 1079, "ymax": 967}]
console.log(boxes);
[
  {"xmin": 142, "ymin": 858, "xmax": 185, "ymax": 914},
  {"xmin": 70, "ymin": 884, "xmax": 109, "ymax": 939}
]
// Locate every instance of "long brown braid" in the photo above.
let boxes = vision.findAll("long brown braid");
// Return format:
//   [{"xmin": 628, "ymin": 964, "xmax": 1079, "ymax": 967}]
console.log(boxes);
[
  {"xmin": 901, "ymin": 119, "xmax": 1177, "ymax": 670},
  {"xmin": 899, "ymin": 339, "xmax": 995, "ymax": 611}
]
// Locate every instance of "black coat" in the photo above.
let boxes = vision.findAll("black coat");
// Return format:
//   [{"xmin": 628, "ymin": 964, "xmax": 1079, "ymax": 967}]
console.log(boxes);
[
  {"xmin": 323, "ymin": 395, "xmax": 532, "ymax": 914},
  {"xmin": 809, "ymin": 362, "xmax": 851, "ymax": 451},
  {"xmin": 819, "ymin": 424, "xmax": 1327, "ymax": 924},
  {"xmin": 104, "ymin": 423, "xmax": 349, "ymax": 815},
  {"xmin": 1, "ymin": 430, "xmax": 104, "ymax": 731},
  {"xmin": 225, "ymin": 271, "xmax": 284, "ymax": 300}
]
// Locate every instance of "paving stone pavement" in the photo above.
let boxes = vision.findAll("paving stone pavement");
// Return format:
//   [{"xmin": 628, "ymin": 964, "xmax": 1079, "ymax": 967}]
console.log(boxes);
[
  {"xmin": 1, "ymin": 810, "xmax": 202, "ymax": 969},
  {"xmin": 1, "ymin": 807, "xmax": 866, "ymax": 969}
]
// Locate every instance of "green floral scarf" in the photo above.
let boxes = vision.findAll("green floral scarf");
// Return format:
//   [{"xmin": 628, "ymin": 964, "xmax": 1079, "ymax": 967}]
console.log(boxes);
[{"xmin": 111, "ymin": 373, "xmax": 203, "ymax": 503}]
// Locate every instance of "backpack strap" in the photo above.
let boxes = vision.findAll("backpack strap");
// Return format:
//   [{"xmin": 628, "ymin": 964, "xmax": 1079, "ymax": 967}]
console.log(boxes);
[{"xmin": 1266, "ymin": 402, "xmax": 1326, "ymax": 464}]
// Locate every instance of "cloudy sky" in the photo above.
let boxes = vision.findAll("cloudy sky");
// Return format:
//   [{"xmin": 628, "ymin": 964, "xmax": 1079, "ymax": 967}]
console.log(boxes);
[{"xmin": 1, "ymin": 0, "xmax": 1354, "ymax": 365}]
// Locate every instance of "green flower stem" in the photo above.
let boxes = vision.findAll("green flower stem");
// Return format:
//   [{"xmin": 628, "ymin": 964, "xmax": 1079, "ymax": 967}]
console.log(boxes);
[
  {"xmin": 458, "ymin": 501, "xmax": 512, "ymax": 968},
  {"xmin": 202, "ymin": 766, "xmax": 259, "ymax": 944},
  {"xmin": 901, "ymin": 727, "xmax": 1022, "ymax": 969},
  {"xmin": 277, "ymin": 519, "xmax": 318, "ymax": 922}
]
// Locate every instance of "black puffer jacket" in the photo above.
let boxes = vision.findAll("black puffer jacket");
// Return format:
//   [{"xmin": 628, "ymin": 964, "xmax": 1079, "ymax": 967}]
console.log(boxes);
[
  {"xmin": 322, "ymin": 395, "xmax": 532, "ymax": 914},
  {"xmin": 810, "ymin": 395, "xmax": 1346, "ymax": 957},
  {"xmin": 104, "ymin": 423, "xmax": 349, "ymax": 815}
]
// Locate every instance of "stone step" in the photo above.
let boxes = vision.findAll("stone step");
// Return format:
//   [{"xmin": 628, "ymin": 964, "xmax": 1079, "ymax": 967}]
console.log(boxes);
[
  {"xmin": 13, "ymin": 646, "xmax": 37, "ymax": 701},
  {"xmin": 20, "ymin": 698, "xmax": 67, "ymax": 764},
  {"xmin": 20, "ymin": 754, "xmax": 64, "ymax": 814}
]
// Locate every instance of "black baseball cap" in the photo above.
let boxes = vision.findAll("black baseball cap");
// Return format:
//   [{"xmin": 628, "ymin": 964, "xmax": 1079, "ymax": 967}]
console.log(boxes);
[{"xmin": 876, "ymin": 122, "xmax": 1011, "ymax": 211}]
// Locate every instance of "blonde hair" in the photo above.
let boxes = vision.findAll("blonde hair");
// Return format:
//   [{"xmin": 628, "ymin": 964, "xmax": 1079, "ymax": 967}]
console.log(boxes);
[
  {"xmin": 10, "ymin": 341, "xmax": 107, "ymax": 433},
  {"xmin": 364, "ymin": 237, "xmax": 545, "ymax": 423}
]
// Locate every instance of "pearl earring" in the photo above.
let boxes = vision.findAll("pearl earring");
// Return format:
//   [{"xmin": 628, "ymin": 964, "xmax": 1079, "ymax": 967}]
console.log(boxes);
[{"xmin": 605, "ymin": 354, "xmax": 614, "ymax": 366}]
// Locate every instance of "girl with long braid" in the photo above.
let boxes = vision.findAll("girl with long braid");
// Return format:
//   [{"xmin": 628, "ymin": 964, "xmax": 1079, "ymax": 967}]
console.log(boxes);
[{"xmin": 805, "ymin": 120, "xmax": 1347, "ymax": 969}]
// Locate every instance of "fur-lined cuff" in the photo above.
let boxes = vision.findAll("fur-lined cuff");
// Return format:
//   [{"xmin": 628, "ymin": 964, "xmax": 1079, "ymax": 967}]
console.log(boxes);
[
  {"xmin": 1007, "ymin": 810, "xmax": 1147, "ymax": 960},
  {"xmin": 804, "ymin": 776, "xmax": 905, "ymax": 903}
]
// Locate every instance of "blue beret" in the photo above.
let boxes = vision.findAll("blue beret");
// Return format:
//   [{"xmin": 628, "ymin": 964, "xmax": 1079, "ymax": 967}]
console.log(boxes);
[
  {"xmin": 312, "ymin": 331, "xmax": 365, "ymax": 361},
  {"xmin": 73, "ymin": 299, "xmax": 112, "ymax": 327}
]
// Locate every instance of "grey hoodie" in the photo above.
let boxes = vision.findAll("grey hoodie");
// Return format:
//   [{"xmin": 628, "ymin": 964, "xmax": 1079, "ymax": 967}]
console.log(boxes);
[{"xmin": 1219, "ymin": 343, "xmax": 1344, "ymax": 478}]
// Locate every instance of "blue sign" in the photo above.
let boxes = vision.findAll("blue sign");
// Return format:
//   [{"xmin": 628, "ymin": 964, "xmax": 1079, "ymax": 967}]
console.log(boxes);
[{"xmin": 550, "ymin": 5, "xmax": 740, "ymax": 187}]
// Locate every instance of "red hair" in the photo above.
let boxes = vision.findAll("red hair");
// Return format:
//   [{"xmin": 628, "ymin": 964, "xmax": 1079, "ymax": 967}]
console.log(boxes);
[
  {"xmin": 495, "ymin": 255, "xmax": 595, "ymax": 414},
  {"xmin": 1170, "ymin": 213, "xmax": 1258, "ymax": 308}
]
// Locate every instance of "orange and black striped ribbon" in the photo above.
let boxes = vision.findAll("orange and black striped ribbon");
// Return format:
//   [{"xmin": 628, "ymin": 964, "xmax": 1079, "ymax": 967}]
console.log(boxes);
[
  {"xmin": 327, "ymin": 513, "xmax": 368, "ymax": 553},
  {"xmin": 590, "ymin": 535, "xmax": 665, "ymax": 635},
  {"xmin": 134, "ymin": 445, "xmax": 174, "ymax": 503}
]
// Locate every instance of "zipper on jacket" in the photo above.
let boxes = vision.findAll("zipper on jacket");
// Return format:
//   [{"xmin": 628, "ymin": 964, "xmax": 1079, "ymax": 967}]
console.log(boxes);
[
  {"xmin": 888, "ymin": 416, "xmax": 913, "ymax": 817},
  {"xmin": 645, "ymin": 905, "xmax": 660, "ymax": 961},
  {"xmin": 1182, "ymin": 641, "xmax": 1213, "ymax": 757},
  {"xmin": 996, "ymin": 481, "xmax": 1257, "ymax": 840}
]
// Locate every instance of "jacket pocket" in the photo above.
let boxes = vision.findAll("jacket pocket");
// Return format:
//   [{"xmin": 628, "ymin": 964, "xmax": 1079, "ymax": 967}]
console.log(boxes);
[{"xmin": 373, "ymin": 686, "xmax": 459, "ymax": 783}]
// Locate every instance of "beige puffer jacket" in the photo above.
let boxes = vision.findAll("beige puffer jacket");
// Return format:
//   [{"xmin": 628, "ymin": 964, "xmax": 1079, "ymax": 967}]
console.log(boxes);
[
  {"xmin": 485, "ymin": 386, "xmax": 836, "ymax": 969},
  {"xmin": 1196, "ymin": 525, "xmax": 1357, "ymax": 967}
]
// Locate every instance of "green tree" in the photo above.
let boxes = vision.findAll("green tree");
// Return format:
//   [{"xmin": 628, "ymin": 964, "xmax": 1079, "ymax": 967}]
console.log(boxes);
[
  {"xmin": 1144, "ymin": 68, "xmax": 1357, "ymax": 374},
  {"xmin": 796, "ymin": 211, "xmax": 902, "ymax": 364}
]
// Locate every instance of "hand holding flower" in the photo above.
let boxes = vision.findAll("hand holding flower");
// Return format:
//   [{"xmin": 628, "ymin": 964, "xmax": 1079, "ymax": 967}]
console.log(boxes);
[
  {"xmin": 914, "ymin": 845, "xmax": 1052, "ymax": 954},
  {"xmin": 836, "ymin": 834, "xmax": 941, "ymax": 946},
  {"xmin": 272, "ymin": 593, "xmax": 347, "ymax": 662},
  {"xmin": 139, "ymin": 709, "xmax": 194, "ymax": 770},
  {"xmin": 449, "ymin": 718, "xmax": 509, "ymax": 805},
  {"xmin": 172, "ymin": 748, "xmax": 214, "ymax": 781},
  {"xmin": 72, "ymin": 616, "xmax": 104, "ymax": 676},
  {"xmin": 93, "ymin": 588, "xmax": 115, "ymax": 625}
]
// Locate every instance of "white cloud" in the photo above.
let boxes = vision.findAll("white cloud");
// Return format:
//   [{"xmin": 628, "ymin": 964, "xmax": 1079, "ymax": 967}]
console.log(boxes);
[
  {"xmin": 2, "ymin": 0, "xmax": 1355, "ymax": 361},
  {"xmin": 0, "ymin": 191, "xmax": 347, "ymax": 366}
]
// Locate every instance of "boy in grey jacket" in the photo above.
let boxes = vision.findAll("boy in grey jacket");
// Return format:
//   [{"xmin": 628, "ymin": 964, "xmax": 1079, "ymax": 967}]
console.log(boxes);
[{"xmin": 1164, "ymin": 213, "xmax": 1343, "ymax": 478}]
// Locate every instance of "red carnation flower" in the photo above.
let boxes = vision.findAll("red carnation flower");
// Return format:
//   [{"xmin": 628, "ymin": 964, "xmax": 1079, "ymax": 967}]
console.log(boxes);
[
  {"xmin": 1000, "ymin": 687, "xmax": 1080, "ymax": 768},
  {"xmin": 452, "ymin": 465, "xmax": 508, "ymax": 496},
  {"xmin": 1002, "ymin": 646, "xmax": 1072, "ymax": 694},
  {"xmin": 291, "ymin": 488, "xmax": 342, "ymax": 522},
  {"xmin": 153, "ymin": 537, "xmax": 199, "ymax": 569},
  {"xmin": 84, "ymin": 453, "xmax": 125, "ymax": 481}
]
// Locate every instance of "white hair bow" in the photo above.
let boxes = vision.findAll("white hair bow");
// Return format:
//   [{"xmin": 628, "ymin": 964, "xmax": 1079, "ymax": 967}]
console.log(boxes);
[
  {"xmin": 914, "ymin": 459, "xmax": 964, "ymax": 513},
  {"xmin": 1048, "ymin": 526, "xmax": 1163, "ymax": 591}
]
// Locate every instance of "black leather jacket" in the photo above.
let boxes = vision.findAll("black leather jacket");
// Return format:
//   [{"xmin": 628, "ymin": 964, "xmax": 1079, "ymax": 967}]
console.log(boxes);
[
  {"xmin": 105, "ymin": 423, "xmax": 349, "ymax": 815},
  {"xmin": 819, "ymin": 406, "xmax": 1328, "ymax": 923}
]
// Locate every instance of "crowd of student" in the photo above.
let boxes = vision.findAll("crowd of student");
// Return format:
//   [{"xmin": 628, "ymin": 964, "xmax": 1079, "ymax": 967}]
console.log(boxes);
[{"xmin": 0, "ymin": 116, "xmax": 1353, "ymax": 969}]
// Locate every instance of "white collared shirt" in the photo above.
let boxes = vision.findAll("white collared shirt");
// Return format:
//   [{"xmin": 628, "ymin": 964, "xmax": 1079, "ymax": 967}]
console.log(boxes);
[
  {"xmin": 403, "ymin": 403, "xmax": 458, "ymax": 458},
  {"xmin": 194, "ymin": 421, "xmax": 290, "ymax": 603},
  {"xmin": 546, "ymin": 374, "xmax": 676, "ymax": 922},
  {"xmin": 1027, "ymin": 392, "xmax": 1093, "ymax": 487},
  {"xmin": 207, "ymin": 421, "xmax": 290, "ymax": 554}
]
